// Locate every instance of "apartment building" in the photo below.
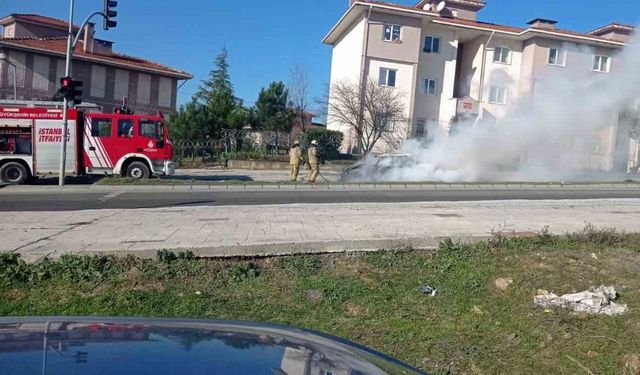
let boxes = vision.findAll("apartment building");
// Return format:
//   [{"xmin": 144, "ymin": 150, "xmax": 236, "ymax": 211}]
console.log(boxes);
[
  {"xmin": 324, "ymin": 0, "xmax": 636, "ymax": 171},
  {"xmin": 0, "ymin": 14, "xmax": 192, "ymax": 114}
]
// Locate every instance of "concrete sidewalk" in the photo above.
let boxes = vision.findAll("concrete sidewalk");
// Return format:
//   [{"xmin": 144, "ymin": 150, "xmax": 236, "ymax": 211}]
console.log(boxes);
[{"xmin": 3, "ymin": 199, "xmax": 640, "ymax": 261}]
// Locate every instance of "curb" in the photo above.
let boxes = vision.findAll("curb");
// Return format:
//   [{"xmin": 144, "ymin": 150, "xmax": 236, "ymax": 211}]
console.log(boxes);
[
  {"xmin": 1, "ymin": 182, "xmax": 639, "ymax": 194},
  {"xmin": 21, "ymin": 236, "xmax": 489, "ymax": 262},
  {"xmin": 86, "ymin": 183, "xmax": 640, "ymax": 192}
]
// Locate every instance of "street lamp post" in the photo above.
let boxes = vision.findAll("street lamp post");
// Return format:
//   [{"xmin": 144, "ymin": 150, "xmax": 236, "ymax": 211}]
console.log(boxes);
[
  {"xmin": 58, "ymin": 0, "xmax": 75, "ymax": 186},
  {"xmin": 0, "ymin": 57, "xmax": 18, "ymax": 101},
  {"xmin": 58, "ymin": 0, "xmax": 112, "ymax": 186}
]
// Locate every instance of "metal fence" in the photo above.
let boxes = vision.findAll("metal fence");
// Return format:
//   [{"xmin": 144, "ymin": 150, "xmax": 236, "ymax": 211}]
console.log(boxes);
[
  {"xmin": 172, "ymin": 128, "xmax": 344, "ymax": 162},
  {"xmin": 173, "ymin": 129, "xmax": 300, "ymax": 161}
]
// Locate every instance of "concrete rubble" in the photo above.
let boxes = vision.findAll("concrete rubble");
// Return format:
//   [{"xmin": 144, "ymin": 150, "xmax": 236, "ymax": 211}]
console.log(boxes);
[{"xmin": 534, "ymin": 286, "xmax": 628, "ymax": 316}]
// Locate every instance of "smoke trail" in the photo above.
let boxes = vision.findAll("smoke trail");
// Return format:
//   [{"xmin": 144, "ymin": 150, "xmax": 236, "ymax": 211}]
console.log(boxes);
[{"xmin": 347, "ymin": 33, "xmax": 640, "ymax": 183}]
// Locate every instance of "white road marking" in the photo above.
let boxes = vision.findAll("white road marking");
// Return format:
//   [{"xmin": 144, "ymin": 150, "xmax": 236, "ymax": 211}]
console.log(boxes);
[{"xmin": 99, "ymin": 192, "xmax": 123, "ymax": 202}]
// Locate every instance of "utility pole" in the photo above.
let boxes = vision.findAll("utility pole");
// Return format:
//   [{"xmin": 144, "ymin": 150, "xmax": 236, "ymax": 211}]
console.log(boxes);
[
  {"xmin": 58, "ymin": 0, "xmax": 117, "ymax": 186},
  {"xmin": 58, "ymin": 0, "xmax": 75, "ymax": 186}
]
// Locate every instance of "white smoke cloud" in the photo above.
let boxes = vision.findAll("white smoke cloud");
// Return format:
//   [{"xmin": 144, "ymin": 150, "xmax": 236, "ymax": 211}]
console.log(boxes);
[{"xmin": 346, "ymin": 32, "xmax": 640, "ymax": 183}]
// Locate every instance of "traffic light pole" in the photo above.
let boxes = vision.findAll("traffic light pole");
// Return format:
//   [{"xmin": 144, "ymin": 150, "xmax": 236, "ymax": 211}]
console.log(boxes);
[
  {"xmin": 58, "ymin": 0, "xmax": 75, "ymax": 186},
  {"xmin": 58, "ymin": 2, "xmax": 109, "ymax": 186}
]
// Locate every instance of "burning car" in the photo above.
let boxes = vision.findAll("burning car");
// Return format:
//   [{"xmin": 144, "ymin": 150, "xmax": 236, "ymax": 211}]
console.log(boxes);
[{"xmin": 341, "ymin": 153, "xmax": 418, "ymax": 182}]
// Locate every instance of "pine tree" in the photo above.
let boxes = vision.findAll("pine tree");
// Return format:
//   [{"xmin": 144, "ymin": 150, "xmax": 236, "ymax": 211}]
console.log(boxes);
[
  {"xmin": 196, "ymin": 48, "xmax": 246, "ymax": 138},
  {"xmin": 255, "ymin": 81, "xmax": 294, "ymax": 134}
]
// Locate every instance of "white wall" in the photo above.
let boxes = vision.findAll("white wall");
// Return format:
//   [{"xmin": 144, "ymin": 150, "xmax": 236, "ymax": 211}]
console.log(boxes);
[
  {"xmin": 367, "ymin": 58, "xmax": 415, "ymax": 152},
  {"xmin": 328, "ymin": 17, "xmax": 366, "ymax": 86},
  {"xmin": 414, "ymin": 24, "xmax": 459, "ymax": 127},
  {"xmin": 481, "ymin": 37, "xmax": 523, "ymax": 120},
  {"xmin": 327, "ymin": 15, "xmax": 366, "ymax": 152}
]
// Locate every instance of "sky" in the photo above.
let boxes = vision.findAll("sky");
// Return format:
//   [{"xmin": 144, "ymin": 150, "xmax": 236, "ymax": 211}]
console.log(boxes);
[{"xmin": 1, "ymin": 0, "xmax": 639, "ymax": 110}]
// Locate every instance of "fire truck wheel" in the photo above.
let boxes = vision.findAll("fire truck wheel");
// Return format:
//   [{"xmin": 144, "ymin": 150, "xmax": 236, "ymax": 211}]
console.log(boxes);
[
  {"xmin": 0, "ymin": 162, "xmax": 28, "ymax": 185},
  {"xmin": 126, "ymin": 161, "xmax": 151, "ymax": 179}
]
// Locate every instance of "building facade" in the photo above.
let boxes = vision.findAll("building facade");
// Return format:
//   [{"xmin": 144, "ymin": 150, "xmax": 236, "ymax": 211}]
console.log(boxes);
[
  {"xmin": 0, "ymin": 14, "xmax": 192, "ymax": 114},
  {"xmin": 324, "ymin": 0, "xmax": 637, "ymax": 171}
]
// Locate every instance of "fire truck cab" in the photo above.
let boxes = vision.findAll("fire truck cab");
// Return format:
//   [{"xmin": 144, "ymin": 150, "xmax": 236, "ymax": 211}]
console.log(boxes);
[{"xmin": 0, "ymin": 102, "xmax": 175, "ymax": 184}]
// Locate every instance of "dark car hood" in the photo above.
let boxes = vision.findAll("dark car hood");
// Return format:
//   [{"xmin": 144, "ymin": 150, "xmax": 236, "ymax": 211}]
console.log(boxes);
[{"xmin": 0, "ymin": 317, "xmax": 426, "ymax": 375}]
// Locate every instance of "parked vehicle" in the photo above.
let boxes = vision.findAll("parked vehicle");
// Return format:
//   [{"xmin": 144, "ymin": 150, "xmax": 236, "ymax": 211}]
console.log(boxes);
[
  {"xmin": 0, "ymin": 102, "xmax": 174, "ymax": 184},
  {"xmin": 0, "ymin": 317, "xmax": 427, "ymax": 375}
]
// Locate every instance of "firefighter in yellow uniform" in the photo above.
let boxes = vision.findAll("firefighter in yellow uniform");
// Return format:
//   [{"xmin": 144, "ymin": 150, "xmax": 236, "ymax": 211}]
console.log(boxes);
[
  {"xmin": 289, "ymin": 140, "xmax": 302, "ymax": 182},
  {"xmin": 308, "ymin": 140, "xmax": 319, "ymax": 183}
]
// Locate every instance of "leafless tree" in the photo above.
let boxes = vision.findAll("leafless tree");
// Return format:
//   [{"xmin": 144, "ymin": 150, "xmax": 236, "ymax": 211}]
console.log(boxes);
[
  {"xmin": 327, "ymin": 78, "xmax": 408, "ymax": 154},
  {"xmin": 289, "ymin": 65, "xmax": 311, "ymax": 133},
  {"xmin": 382, "ymin": 121, "xmax": 411, "ymax": 153}
]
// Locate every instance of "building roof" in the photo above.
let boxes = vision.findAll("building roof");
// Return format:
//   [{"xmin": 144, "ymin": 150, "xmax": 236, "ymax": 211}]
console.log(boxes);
[
  {"xmin": 433, "ymin": 16, "xmax": 525, "ymax": 34},
  {"xmin": 0, "ymin": 14, "xmax": 81, "ymax": 30},
  {"xmin": 0, "ymin": 36, "xmax": 192, "ymax": 79},
  {"xmin": 414, "ymin": 0, "xmax": 486, "ymax": 10},
  {"xmin": 324, "ymin": 1, "xmax": 631, "ymax": 46},
  {"xmin": 589, "ymin": 22, "xmax": 635, "ymax": 35}
]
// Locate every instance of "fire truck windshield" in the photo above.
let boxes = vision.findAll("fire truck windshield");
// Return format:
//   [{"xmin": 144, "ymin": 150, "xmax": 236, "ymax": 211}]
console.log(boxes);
[{"xmin": 140, "ymin": 120, "xmax": 163, "ymax": 141}]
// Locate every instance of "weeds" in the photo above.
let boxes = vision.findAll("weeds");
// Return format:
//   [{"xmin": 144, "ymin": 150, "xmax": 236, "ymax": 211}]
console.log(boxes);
[
  {"xmin": 226, "ymin": 262, "xmax": 262, "ymax": 282},
  {"xmin": 276, "ymin": 255, "xmax": 322, "ymax": 277},
  {"xmin": 156, "ymin": 250, "xmax": 195, "ymax": 263},
  {"xmin": 566, "ymin": 223, "xmax": 626, "ymax": 247}
]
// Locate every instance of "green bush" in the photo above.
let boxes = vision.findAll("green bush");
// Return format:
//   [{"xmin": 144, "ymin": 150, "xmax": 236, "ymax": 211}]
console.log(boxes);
[
  {"xmin": 221, "ymin": 149, "xmax": 269, "ymax": 161},
  {"xmin": 302, "ymin": 128, "xmax": 344, "ymax": 161}
]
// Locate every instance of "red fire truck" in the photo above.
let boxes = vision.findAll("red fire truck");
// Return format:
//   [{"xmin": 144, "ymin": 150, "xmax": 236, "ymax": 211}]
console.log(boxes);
[{"xmin": 0, "ymin": 104, "xmax": 175, "ymax": 184}]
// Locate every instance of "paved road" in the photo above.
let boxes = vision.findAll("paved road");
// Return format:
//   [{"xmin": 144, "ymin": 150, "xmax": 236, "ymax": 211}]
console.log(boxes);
[{"xmin": 2, "ymin": 188, "xmax": 640, "ymax": 212}]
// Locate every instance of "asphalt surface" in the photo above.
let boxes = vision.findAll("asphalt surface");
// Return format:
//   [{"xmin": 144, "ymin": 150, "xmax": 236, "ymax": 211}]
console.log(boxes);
[{"xmin": 2, "ymin": 188, "xmax": 640, "ymax": 212}]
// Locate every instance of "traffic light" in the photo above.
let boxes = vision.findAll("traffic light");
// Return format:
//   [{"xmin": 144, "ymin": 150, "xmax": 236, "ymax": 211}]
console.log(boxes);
[
  {"xmin": 59, "ymin": 76, "xmax": 83, "ymax": 106},
  {"xmin": 103, "ymin": 0, "xmax": 118, "ymax": 30}
]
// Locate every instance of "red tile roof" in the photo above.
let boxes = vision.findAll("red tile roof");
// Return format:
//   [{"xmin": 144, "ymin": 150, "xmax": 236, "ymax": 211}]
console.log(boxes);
[
  {"xmin": 433, "ymin": 16, "xmax": 525, "ymax": 34},
  {"xmin": 0, "ymin": 37, "xmax": 192, "ymax": 79},
  {"xmin": 357, "ymin": 1, "xmax": 628, "ymax": 45},
  {"xmin": 357, "ymin": 0, "xmax": 431, "ymax": 12},
  {"xmin": 0, "ymin": 14, "xmax": 80, "ymax": 30},
  {"xmin": 589, "ymin": 22, "xmax": 635, "ymax": 35},
  {"xmin": 414, "ymin": 0, "xmax": 486, "ymax": 10}
]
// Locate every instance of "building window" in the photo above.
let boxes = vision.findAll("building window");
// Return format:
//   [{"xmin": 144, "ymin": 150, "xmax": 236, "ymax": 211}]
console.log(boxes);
[
  {"xmin": 493, "ymin": 46, "xmax": 511, "ymax": 64},
  {"xmin": 137, "ymin": 73, "xmax": 151, "ymax": 104},
  {"xmin": 319, "ymin": 370, "xmax": 333, "ymax": 375},
  {"xmin": 158, "ymin": 77, "xmax": 173, "ymax": 107},
  {"xmin": 424, "ymin": 36, "xmax": 440, "ymax": 53},
  {"xmin": 32, "ymin": 55, "xmax": 50, "ymax": 90},
  {"xmin": 7, "ymin": 51, "xmax": 26, "ymax": 88},
  {"xmin": 91, "ymin": 118, "xmax": 113, "ymax": 137},
  {"xmin": 90, "ymin": 65, "xmax": 107, "ymax": 98},
  {"xmin": 593, "ymin": 55, "xmax": 610, "ymax": 73},
  {"xmin": 378, "ymin": 68, "xmax": 397, "ymax": 87},
  {"xmin": 489, "ymin": 86, "xmax": 508, "ymax": 104},
  {"xmin": 379, "ymin": 119, "xmax": 394, "ymax": 132},
  {"xmin": 424, "ymin": 79, "xmax": 437, "ymax": 95},
  {"xmin": 56, "ymin": 59, "xmax": 65, "ymax": 82},
  {"xmin": 383, "ymin": 24, "xmax": 402, "ymax": 42},
  {"xmin": 548, "ymin": 48, "xmax": 566, "ymax": 66},
  {"xmin": 114, "ymin": 69, "xmax": 130, "ymax": 100},
  {"xmin": 416, "ymin": 118, "xmax": 427, "ymax": 137}
]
